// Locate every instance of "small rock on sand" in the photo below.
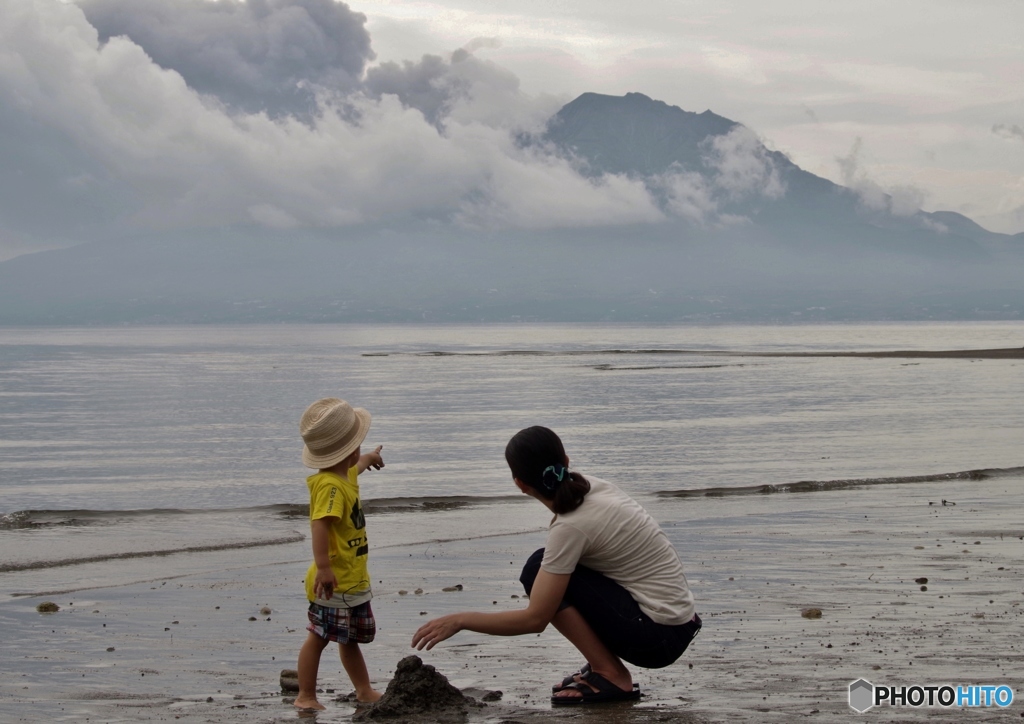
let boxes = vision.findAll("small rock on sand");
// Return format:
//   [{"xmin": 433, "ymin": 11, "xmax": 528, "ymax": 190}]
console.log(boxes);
[
  {"xmin": 801, "ymin": 608, "xmax": 823, "ymax": 619},
  {"xmin": 36, "ymin": 602, "xmax": 60, "ymax": 613},
  {"xmin": 441, "ymin": 585, "xmax": 463, "ymax": 592},
  {"xmin": 354, "ymin": 655, "xmax": 472, "ymax": 721},
  {"xmin": 915, "ymin": 577, "xmax": 928, "ymax": 584},
  {"xmin": 260, "ymin": 606, "xmax": 272, "ymax": 616},
  {"xmin": 280, "ymin": 669, "xmax": 299, "ymax": 693}
]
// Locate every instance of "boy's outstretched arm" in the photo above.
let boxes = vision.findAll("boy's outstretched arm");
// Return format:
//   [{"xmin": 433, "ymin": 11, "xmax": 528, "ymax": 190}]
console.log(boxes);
[
  {"xmin": 357, "ymin": 445, "xmax": 384, "ymax": 473},
  {"xmin": 310, "ymin": 517, "xmax": 338, "ymax": 600}
]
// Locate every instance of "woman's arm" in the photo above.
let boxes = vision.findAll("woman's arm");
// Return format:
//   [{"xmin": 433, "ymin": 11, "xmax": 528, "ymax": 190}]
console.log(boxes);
[{"xmin": 411, "ymin": 569, "xmax": 570, "ymax": 650}]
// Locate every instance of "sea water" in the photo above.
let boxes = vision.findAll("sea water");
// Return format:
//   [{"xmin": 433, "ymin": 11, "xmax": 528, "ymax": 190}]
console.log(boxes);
[{"xmin": 1, "ymin": 322, "xmax": 1022, "ymax": 594}]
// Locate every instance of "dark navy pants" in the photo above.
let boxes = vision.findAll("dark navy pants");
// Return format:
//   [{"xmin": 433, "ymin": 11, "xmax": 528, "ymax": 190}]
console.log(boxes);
[{"xmin": 519, "ymin": 548, "xmax": 701, "ymax": 669}]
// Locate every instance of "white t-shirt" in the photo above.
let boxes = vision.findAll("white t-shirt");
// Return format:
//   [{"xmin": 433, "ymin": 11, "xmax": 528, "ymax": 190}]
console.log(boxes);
[{"xmin": 541, "ymin": 475, "xmax": 695, "ymax": 626}]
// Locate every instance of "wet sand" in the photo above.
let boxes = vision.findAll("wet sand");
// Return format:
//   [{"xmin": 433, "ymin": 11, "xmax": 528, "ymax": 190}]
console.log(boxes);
[{"xmin": 2, "ymin": 475, "xmax": 1023, "ymax": 722}]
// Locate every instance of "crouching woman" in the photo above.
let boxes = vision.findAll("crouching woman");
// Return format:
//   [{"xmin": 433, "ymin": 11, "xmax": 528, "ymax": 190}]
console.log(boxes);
[{"xmin": 412, "ymin": 426, "xmax": 701, "ymax": 705}]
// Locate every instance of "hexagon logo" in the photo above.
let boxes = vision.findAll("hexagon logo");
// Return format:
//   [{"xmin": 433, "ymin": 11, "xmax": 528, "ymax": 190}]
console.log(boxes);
[{"xmin": 849, "ymin": 679, "xmax": 874, "ymax": 713}]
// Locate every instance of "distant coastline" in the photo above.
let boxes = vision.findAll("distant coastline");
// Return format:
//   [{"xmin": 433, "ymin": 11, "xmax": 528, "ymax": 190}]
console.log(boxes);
[{"xmin": 755, "ymin": 347, "xmax": 1024, "ymax": 359}]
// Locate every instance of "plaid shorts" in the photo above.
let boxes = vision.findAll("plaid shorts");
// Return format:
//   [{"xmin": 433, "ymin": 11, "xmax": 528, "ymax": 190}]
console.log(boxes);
[{"xmin": 306, "ymin": 601, "xmax": 376, "ymax": 644}]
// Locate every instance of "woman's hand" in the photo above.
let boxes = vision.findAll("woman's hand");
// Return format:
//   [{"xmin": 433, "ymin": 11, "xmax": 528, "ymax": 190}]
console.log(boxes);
[{"xmin": 412, "ymin": 614, "xmax": 463, "ymax": 650}]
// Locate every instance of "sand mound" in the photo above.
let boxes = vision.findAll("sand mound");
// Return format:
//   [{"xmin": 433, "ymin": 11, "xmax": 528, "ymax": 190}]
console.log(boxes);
[{"xmin": 355, "ymin": 655, "xmax": 472, "ymax": 722}]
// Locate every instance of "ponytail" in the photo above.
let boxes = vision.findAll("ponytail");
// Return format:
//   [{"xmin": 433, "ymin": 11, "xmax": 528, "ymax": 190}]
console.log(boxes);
[{"xmin": 505, "ymin": 426, "xmax": 590, "ymax": 514}]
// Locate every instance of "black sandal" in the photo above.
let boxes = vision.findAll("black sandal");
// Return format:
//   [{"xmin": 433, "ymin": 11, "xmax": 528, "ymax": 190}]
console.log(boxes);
[
  {"xmin": 550, "ymin": 669, "xmax": 640, "ymax": 706},
  {"xmin": 552, "ymin": 663, "xmax": 590, "ymax": 693}
]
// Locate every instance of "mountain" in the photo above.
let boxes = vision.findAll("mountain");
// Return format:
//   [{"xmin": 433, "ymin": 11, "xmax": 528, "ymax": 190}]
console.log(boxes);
[
  {"xmin": 544, "ymin": 93, "xmax": 1010, "ymax": 257},
  {"xmin": 1, "ymin": 93, "xmax": 1022, "ymax": 324},
  {"xmin": 544, "ymin": 92, "xmax": 741, "ymax": 177}
]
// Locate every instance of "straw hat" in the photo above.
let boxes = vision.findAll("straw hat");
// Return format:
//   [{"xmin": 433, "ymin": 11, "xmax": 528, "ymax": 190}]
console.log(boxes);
[{"xmin": 300, "ymin": 398, "xmax": 371, "ymax": 469}]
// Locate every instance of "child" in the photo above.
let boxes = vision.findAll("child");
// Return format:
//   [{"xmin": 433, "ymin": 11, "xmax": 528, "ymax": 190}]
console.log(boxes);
[{"xmin": 293, "ymin": 397, "xmax": 385, "ymax": 711}]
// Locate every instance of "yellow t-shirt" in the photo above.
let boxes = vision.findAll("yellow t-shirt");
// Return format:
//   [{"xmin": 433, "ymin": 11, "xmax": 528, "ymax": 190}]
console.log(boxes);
[{"xmin": 304, "ymin": 468, "xmax": 371, "ymax": 608}]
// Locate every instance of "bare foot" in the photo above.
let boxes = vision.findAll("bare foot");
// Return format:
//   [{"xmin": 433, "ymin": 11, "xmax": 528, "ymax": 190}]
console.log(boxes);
[
  {"xmin": 293, "ymin": 696, "xmax": 325, "ymax": 711},
  {"xmin": 355, "ymin": 688, "xmax": 383, "ymax": 704}
]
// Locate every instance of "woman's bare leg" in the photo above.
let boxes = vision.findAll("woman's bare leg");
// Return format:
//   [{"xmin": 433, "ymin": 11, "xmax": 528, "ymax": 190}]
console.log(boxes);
[{"xmin": 550, "ymin": 605, "xmax": 632, "ymax": 699}]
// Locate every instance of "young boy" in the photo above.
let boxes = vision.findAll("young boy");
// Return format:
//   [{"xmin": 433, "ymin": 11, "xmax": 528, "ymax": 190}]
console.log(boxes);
[{"xmin": 294, "ymin": 397, "xmax": 385, "ymax": 711}]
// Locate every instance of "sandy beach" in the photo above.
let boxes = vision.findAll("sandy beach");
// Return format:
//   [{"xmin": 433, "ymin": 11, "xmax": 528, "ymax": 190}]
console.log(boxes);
[{"xmin": 3, "ymin": 472, "xmax": 1022, "ymax": 723}]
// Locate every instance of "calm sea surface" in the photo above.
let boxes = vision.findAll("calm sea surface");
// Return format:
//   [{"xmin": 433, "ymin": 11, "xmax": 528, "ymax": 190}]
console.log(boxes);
[{"xmin": 1, "ymin": 322, "xmax": 1023, "ymax": 579}]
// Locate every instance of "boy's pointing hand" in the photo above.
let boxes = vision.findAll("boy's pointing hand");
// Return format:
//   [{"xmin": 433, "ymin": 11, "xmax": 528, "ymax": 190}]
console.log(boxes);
[{"xmin": 360, "ymin": 445, "xmax": 385, "ymax": 472}]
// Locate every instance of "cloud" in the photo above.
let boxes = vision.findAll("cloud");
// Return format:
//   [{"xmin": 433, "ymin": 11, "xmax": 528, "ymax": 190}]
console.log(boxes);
[
  {"xmin": 836, "ymin": 138, "xmax": 926, "ymax": 217},
  {"xmin": 79, "ymin": 0, "xmax": 373, "ymax": 117},
  {"xmin": 0, "ymin": 0, "xmax": 664, "ymax": 256},
  {"xmin": 364, "ymin": 42, "xmax": 557, "ymax": 131},
  {"xmin": 704, "ymin": 127, "xmax": 785, "ymax": 200},
  {"xmin": 655, "ymin": 171, "xmax": 719, "ymax": 224},
  {"xmin": 651, "ymin": 126, "xmax": 786, "ymax": 224},
  {"xmin": 993, "ymin": 124, "xmax": 1024, "ymax": 142}
]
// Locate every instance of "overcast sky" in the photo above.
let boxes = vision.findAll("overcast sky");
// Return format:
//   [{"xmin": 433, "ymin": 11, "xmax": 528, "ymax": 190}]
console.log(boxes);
[
  {"xmin": 359, "ymin": 0, "xmax": 1024, "ymax": 226},
  {"xmin": 0, "ymin": 0, "xmax": 1021, "ymax": 260}
]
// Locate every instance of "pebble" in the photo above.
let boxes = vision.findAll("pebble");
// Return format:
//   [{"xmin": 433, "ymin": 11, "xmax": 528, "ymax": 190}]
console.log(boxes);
[
  {"xmin": 800, "ymin": 608, "xmax": 823, "ymax": 619},
  {"xmin": 260, "ymin": 607, "xmax": 272, "ymax": 616},
  {"xmin": 441, "ymin": 585, "xmax": 463, "ymax": 592},
  {"xmin": 36, "ymin": 602, "xmax": 60, "ymax": 613},
  {"xmin": 915, "ymin": 577, "xmax": 928, "ymax": 584}
]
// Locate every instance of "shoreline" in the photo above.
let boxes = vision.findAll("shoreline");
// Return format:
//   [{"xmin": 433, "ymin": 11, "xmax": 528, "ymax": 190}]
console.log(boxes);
[
  {"xmin": 2, "ymin": 475, "xmax": 1022, "ymax": 722},
  {"xmin": 753, "ymin": 347, "xmax": 1024, "ymax": 359}
]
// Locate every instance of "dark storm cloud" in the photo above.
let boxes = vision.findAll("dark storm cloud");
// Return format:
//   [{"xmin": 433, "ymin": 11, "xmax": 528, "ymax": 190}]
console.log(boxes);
[
  {"xmin": 364, "ymin": 40, "xmax": 518, "ymax": 126},
  {"xmin": 0, "ymin": 0, "xmax": 798, "ymax": 259},
  {"xmin": 79, "ymin": 0, "xmax": 374, "ymax": 116},
  {"xmin": 992, "ymin": 124, "xmax": 1024, "ymax": 142}
]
